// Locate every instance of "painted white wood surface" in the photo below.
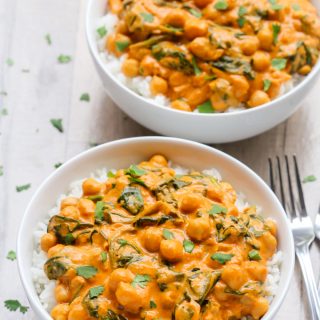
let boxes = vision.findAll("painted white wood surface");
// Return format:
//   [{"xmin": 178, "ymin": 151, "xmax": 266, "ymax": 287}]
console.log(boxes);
[{"xmin": 0, "ymin": 0, "xmax": 319, "ymax": 318}]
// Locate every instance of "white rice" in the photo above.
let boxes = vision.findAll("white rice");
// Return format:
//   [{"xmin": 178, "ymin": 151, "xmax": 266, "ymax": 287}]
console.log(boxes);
[
  {"xmin": 32, "ymin": 166, "xmax": 282, "ymax": 313},
  {"xmin": 95, "ymin": 12, "xmax": 301, "ymax": 112}
]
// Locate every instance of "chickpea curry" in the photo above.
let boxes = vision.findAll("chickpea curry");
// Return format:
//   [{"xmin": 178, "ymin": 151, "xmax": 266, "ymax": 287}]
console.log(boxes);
[
  {"xmin": 104, "ymin": 0, "xmax": 320, "ymax": 112},
  {"xmin": 42, "ymin": 155, "xmax": 278, "ymax": 320}
]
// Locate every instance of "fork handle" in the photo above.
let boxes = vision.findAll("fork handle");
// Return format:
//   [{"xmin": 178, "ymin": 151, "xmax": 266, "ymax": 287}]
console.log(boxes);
[{"xmin": 296, "ymin": 245, "xmax": 320, "ymax": 320}]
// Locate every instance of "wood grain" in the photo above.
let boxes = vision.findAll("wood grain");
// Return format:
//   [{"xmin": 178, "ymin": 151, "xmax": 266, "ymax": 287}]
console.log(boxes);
[{"xmin": 0, "ymin": 0, "xmax": 319, "ymax": 318}]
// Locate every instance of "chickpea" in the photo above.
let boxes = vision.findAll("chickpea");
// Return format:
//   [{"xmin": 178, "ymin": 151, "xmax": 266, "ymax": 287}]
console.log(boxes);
[
  {"xmin": 188, "ymin": 37, "xmax": 224, "ymax": 61},
  {"xmin": 82, "ymin": 178, "xmax": 102, "ymax": 196},
  {"xmin": 140, "ymin": 55, "xmax": 157, "ymax": 76},
  {"xmin": 252, "ymin": 51, "xmax": 271, "ymax": 72},
  {"xmin": 55, "ymin": 284, "xmax": 70, "ymax": 303},
  {"xmin": 109, "ymin": 0, "xmax": 122, "ymax": 14},
  {"xmin": 229, "ymin": 75, "xmax": 249, "ymax": 101},
  {"xmin": 143, "ymin": 227, "xmax": 163, "ymax": 252},
  {"xmin": 299, "ymin": 65, "xmax": 312, "ymax": 75},
  {"xmin": 194, "ymin": 0, "xmax": 213, "ymax": 7},
  {"xmin": 251, "ymin": 297, "xmax": 269, "ymax": 319},
  {"xmin": 240, "ymin": 37, "xmax": 259, "ymax": 56},
  {"xmin": 257, "ymin": 28, "xmax": 273, "ymax": 50},
  {"xmin": 214, "ymin": 282, "xmax": 229, "ymax": 301},
  {"xmin": 185, "ymin": 86, "xmax": 209, "ymax": 106},
  {"xmin": 187, "ymin": 218, "xmax": 211, "ymax": 241},
  {"xmin": 206, "ymin": 186, "xmax": 222, "ymax": 201},
  {"xmin": 161, "ymin": 290, "xmax": 179, "ymax": 309},
  {"xmin": 164, "ymin": 9, "xmax": 186, "ymax": 27},
  {"xmin": 108, "ymin": 268, "xmax": 135, "ymax": 292},
  {"xmin": 150, "ymin": 76, "xmax": 168, "ymax": 95},
  {"xmin": 115, "ymin": 282, "xmax": 144, "ymax": 314},
  {"xmin": 175, "ymin": 300, "xmax": 201, "ymax": 320},
  {"xmin": 169, "ymin": 72, "xmax": 189, "ymax": 87},
  {"xmin": 265, "ymin": 218, "xmax": 277, "ymax": 236},
  {"xmin": 221, "ymin": 264, "xmax": 248, "ymax": 290},
  {"xmin": 180, "ymin": 193, "xmax": 202, "ymax": 213},
  {"xmin": 41, "ymin": 233, "xmax": 57, "ymax": 252},
  {"xmin": 171, "ymin": 100, "xmax": 192, "ymax": 112},
  {"xmin": 149, "ymin": 154, "xmax": 168, "ymax": 166},
  {"xmin": 244, "ymin": 261, "xmax": 268, "ymax": 282},
  {"xmin": 60, "ymin": 206, "xmax": 80, "ymax": 220},
  {"xmin": 122, "ymin": 58, "xmax": 139, "ymax": 77},
  {"xmin": 160, "ymin": 239, "xmax": 183, "ymax": 262},
  {"xmin": 70, "ymin": 276, "xmax": 86, "ymax": 293},
  {"xmin": 248, "ymin": 90, "xmax": 270, "ymax": 107},
  {"xmin": 77, "ymin": 198, "xmax": 95, "ymax": 215},
  {"xmin": 51, "ymin": 303, "xmax": 69, "ymax": 320},
  {"xmin": 260, "ymin": 232, "xmax": 277, "ymax": 257},
  {"xmin": 68, "ymin": 304, "xmax": 88, "ymax": 320},
  {"xmin": 60, "ymin": 197, "xmax": 79, "ymax": 209},
  {"xmin": 185, "ymin": 19, "xmax": 208, "ymax": 40},
  {"xmin": 48, "ymin": 244, "xmax": 65, "ymax": 258}
]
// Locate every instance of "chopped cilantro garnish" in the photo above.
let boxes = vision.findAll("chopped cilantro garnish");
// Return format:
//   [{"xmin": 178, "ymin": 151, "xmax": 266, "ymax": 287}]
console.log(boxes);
[
  {"xmin": 140, "ymin": 12, "xmax": 154, "ymax": 23},
  {"xmin": 263, "ymin": 79, "xmax": 272, "ymax": 92},
  {"xmin": 45, "ymin": 34, "xmax": 52, "ymax": 45},
  {"xmin": 197, "ymin": 100, "xmax": 215, "ymax": 113},
  {"xmin": 131, "ymin": 274, "xmax": 151, "ymax": 288},
  {"xmin": 272, "ymin": 24, "xmax": 281, "ymax": 45},
  {"xmin": 16, "ymin": 184, "xmax": 31, "ymax": 192},
  {"xmin": 183, "ymin": 239, "xmax": 195, "ymax": 253},
  {"xmin": 4, "ymin": 300, "xmax": 29, "ymax": 314},
  {"xmin": 6, "ymin": 58, "xmax": 14, "ymax": 67},
  {"xmin": 150, "ymin": 300, "xmax": 157, "ymax": 308},
  {"xmin": 192, "ymin": 56, "xmax": 201, "ymax": 76},
  {"xmin": 271, "ymin": 58, "xmax": 287, "ymax": 70},
  {"xmin": 50, "ymin": 118, "xmax": 64, "ymax": 133},
  {"xmin": 6, "ymin": 250, "xmax": 16, "ymax": 261},
  {"xmin": 209, "ymin": 204, "xmax": 228, "ymax": 215},
  {"xmin": 163, "ymin": 229, "xmax": 174, "ymax": 240},
  {"xmin": 214, "ymin": 0, "xmax": 228, "ymax": 10},
  {"xmin": 248, "ymin": 250, "xmax": 261, "ymax": 260},
  {"xmin": 54, "ymin": 162, "xmax": 62, "ymax": 169},
  {"xmin": 80, "ymin": 93, "xmax": 90, "ymax": 102},
  {"xmin": 211, "ymin": 252, "xmax": 234, "ymax": 264},
  {"xmin": 76, "ymin": 265, "xmax": 98, "ymax": 279},
  {"xmin": 89, "ymin": 285, "xmax": 104, "ymax": 299},
  {"xmin": 302, "ymin": 175, "xmax": 317, "ymax": 183},
  {"xmin": 115, "ymin": 40, "xmax": 130, "ymax": 52},
  {"xmin": 97, "ymin": 26, "xmax": 107, "ymax": 38},
  {"xmin": 58, "ymin": 55, "xmax": 72, "ymax": 64}
]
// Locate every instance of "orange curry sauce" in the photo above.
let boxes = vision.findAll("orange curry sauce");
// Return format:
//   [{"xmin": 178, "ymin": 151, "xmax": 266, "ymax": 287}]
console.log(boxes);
[
  {"xmin": 42, "ymin": 155, "xmax": 278, "ymax": 320},
  {"xmin": 104, "ymin": 0, "xmax": 320, "ymax": 112}
]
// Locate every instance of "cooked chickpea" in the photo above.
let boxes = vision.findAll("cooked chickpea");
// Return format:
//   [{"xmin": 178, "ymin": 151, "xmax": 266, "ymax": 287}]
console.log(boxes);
[
  {"xmin": 51, "ymin": 303, "xmax": 69, "ymax": 320},
  {"xmin": 187, "ymin": 217, "xmax": 211, "ymax": 241},
  {"xmin": 221, "ymin": 264, "xmax": 249, "ymax": 290},
  {"xmin": 248, "ymin": 90, "xmax": 270, "ymax": 107},
  {"xmin": 253, "ymin": 51, "xmax": 271, "ymax": 71},
  {"xmin": 108, "ymin": 268, "xmax": 135, "ymax": 292},
  {"xmin": 150, "ymin": 76, "xmax": 168, "ymax": 95},
  {"xmin": 244, "ymin": 261, "xmax": 268, "ymax": 282},
  {"xmin": 161, "ymin": 290, "xmax": 178, "ymax": 309},
  {"xmin": 122, "ymin": 58, "xmax": 139, "ymax": 77},
  {"xmin": 60, "ymin": 197, "xmax": 79, "ymax": 209},
  {"xmin": 169, "ymin": 72, "xmax": 189, "ymax": 87},
  {"xmin": 299, "ymin": 65, "xmax": 312, "ymax": 75},
  {"xmin": 115, "ymin": 282, "xmax": 144, "ymax": 314},
  {"xmin": 140, "ymin": 55, "xmax": 157, "ymax": 76},
  {"xmin": 60, "ymin": 206, "xmax": 80, "ymax": 220},
  {"xmin": 194, "ymin": 0, "xmax": 213, "ymax": 7},
  {"xmin": 55, "ymin": 284, "xmax": 70, "ymax": 303},
  {"xmin": 175, "ymin": 300, "xmax": 201, "ymax": 320},
  {"xmin": 260, "ymin": 232, "xmax": 277, "ymax": 257},
  {"xmin": 229, "ymin": 75, "xmax": 249, "ymax": 101},
  {"xmin": 149, "ymin": 154, "xmax": 168, "ymax": 166},
  {"xmin": 251, "ymin": 297, "xmax": 269, "ymax": 319},
  {"xmin": 240, "ymin": 37, "xmax": 259, "ymax": 55},
  {"xmin": 41, "ymin": 233, "xmax": 57, "ymax": 252},
  {"xmin": 188, "ymin": 37, "xmax": 224, "ymax": 61},
  {"xmin": 143, "ymin": 227, "xmax": 163, "ymax": 252},
  {"xmin": 77, "ymin": 198, "xmax": 95, "ymax": 215},
  {"xmin": 185, "ymin": 19, "xmax": 208, "ymax": 40},
  {"xmin": 257, "ymin": 28, "xmax": 273, "ymax": 50},
  {"xmin": 180, "ymin": 193, "xmax": 202, "ymax": 213},
  {"xmin": 171, "ymin": 100, "xmax": 192, "ymax": 112},
  {"xmin": 164, "ymin": 9, "xmax": 186, "ymax": 27},
  {"xmin": 82, "ymin": 178, "xmax": 102, "ymax": 195},
  {"xmin": 70, "ymin": 276, "xmax": 86, "ymax": 293},
  {"xmin": 160, "ymin": 239, "xmax": 183, "ymax": 262},
  {"xmin": 47, "ymin": 244, "xmax": 65, "ymax": 258},
  {"xmin": 265, "ymin": 218, "xmax": 277, "ymax": 236},
  {"xmin": 68, "ymin": 304, "xmax": 88, "ymax": 320}
]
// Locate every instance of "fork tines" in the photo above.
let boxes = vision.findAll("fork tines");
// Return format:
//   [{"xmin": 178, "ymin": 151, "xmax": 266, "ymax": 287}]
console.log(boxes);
[{"xmin": 268, "ymin": 155, "xmax": 307, "ymax": 219}]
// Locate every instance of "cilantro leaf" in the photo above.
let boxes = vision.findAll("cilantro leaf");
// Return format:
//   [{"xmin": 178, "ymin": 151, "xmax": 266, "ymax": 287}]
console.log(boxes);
[
  {"xmin": 45, "ymin": 34, "xmax": 52, "ymax": 45},
  {"xmin": 107, "ymin": 170, "xmax": 115, "ymax": 178},
  {"xmin": 6, "ymin": 250, "xmax": 16, "ymax": 261},
  {"xmin": 209, "ymin": 204, "xmax": 227, "ymax": 215},
  {"xmin": 192, "ymin": 56, "xmax": 201, "ymax": 76},
  {"xmin": 272, "ymin": 24, "xmax": 281, "ymax": 45},
  {"xmin": 97, "ymin": 26, "xmax": 107, "ymax": 38},
  {"xmin": 184, "ymin": 6, "xmax": 202, "ymax": 18},
  {"xmin": 94, "ymin": 201, "xmax": 105, "ymax": 221},
  {"xmin": 214, "ymin": 0, "xmax": 228, "ymax": 10},
  {"xmin": 248, "ymin": 250, "xmax": 261, "ymax": 260},
  {"xmin": 50, "ymin": 118, "xmax": 64, "ymax": 133},
  {"xmin": 16, "ymin": 184, "xmax": 31, "ymax": 192},
  {"xmin": 211, "ymin": 252, "xmax": 234, "ymax": 264},
  {"xmin": 0, "ymin": 165, "xmax": 3, "ymax": 176},
  {"xmin": 197, "ymin": 100, "xmax": 215, "ymax": 113},
  {"xmin": 127, "ymin": 165, "xmax": 146, "ymax": 177},
  {"xmin": 163, "ymin": 229, "xmax": 174, "ymax": 240},
  {"xmin": 302, "ymin": 175, "xmax": 317, "ymax": 183},
  {"xmin": 150, "ymin": 300, "xmax": 157, "ymax": 308},
  {"xmin": 131, "ymin": 274, "xmax": 151, "ymax": 288},
  {"xmin": 6, "ymin": 58, "xmax": 14, "ymax": 67},
  {"xmin": 183, "ymin": 240, "xmax": 195, "ymax": 253},
  {"xmin": 80, "ymin": 93, "xmax": 90, "ymax": 102},
  {"xmin": 115, "ymin": 40, "xmax": 130, "ymax": 52},
  {"xmin": 100, "ymin": 252, "xmax": 107, "ymax": 263},
  {"xmin": 140, "ymin": 12, "xmax": 154, "ymax": 23},
  {"xmin": 271, "ymin": 58, "xmax": 287, "ymax": 70},
  {"xmin": 58, "ymin": 55, "xmax": 72, "ymax": 64},
  {"xmin": 1, "ymin": 108, "xmax": 8, "ymax": 116},
  {"xmin": 268, "ymin": 0, "xmax": 283, "ymax": 10},
  {"xmin": 4, "ymin": 300, "xmax": 29, "ymax": 314},
  {"xmin": 263, "ymin": 79, "xmax": 272, "ymax": 92},
  {"xmin": 76, "ymin": 265, "xmax": 98, "ymax": 279},
  {"xmin": 54, "ymin": 162, "xmax": 63, "ymax": 169},
  {"xmin": 89, "ymin": 285, "xmax": 104, "ymax": 299},
  {"xmin": 118, "ymin": 239, "xmax": 128, "ymax": 247}
]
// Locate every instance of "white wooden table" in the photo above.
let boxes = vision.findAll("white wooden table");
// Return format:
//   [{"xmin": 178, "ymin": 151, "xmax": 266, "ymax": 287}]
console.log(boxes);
[{"xmin": 1, "ymin": 0, "xmax": 319, "ymax": 318}]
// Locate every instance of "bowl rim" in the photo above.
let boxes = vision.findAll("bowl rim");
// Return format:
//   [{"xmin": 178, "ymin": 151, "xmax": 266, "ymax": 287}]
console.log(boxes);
[
  {"xmin": 17, "ymin": 136, "xmax": 295, "ymax": 320},
  {"xmin": 85, "ymin": 0, "xmax": 320, "ymax": 117}
]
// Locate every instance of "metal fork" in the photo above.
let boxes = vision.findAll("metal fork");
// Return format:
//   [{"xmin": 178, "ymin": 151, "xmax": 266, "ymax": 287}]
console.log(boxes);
[
  {"xmin": 315, "ymin": 204, "xmax": 320, "ymax": 242},
  {"xmin": 269, "ymin": 155, "xmax": 320, "ymax": 320}
]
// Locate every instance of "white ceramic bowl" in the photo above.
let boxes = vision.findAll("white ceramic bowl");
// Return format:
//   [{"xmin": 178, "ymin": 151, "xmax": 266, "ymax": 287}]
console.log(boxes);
[
  {"xmin": 17, "ymin": 137, "xmax": 294, "ymax": 319},
  {"xmin": 86, "ymin": 0, "xmax": 320, "ymax": 143}
]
